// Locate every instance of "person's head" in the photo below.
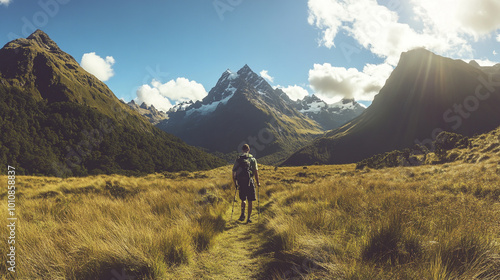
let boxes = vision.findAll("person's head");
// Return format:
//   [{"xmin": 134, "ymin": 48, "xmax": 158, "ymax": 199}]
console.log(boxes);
[{"xmin": 242, "ymin": 144, "xmax": 250, "ymax": 153}]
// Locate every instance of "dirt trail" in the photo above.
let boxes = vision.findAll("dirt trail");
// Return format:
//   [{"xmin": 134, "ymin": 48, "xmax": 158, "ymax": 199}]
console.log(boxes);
[{"xmin": 171, "ymin": 201, "xmax": 275, "ymax": 280}]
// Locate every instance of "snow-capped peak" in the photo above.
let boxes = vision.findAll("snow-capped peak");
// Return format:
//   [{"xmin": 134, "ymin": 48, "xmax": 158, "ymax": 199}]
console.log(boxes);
[
  {"xmin": 330, "ymin": 98, "xmax": 359, "ymax": 111},
  {"xmin": 169, "ymin": 100, "xmax": 194, "ymax": 113},
  {"xmin": 296, "ymin": 95, "xmax": 365, "ymax": 115},
  {"xmin": 185, "ymin": 92, "xmax": 234, "ymax": 117},
  {"xmin": 293, "ymin": 95, "xmax": 366, "ymax": 130},
  {"xmin": 297, "ymin": 95, "xmax": 327, "ymax": 114},
  {"xmin": 236, "ymin": 64, "xmax": 275, "ymax": 95}
]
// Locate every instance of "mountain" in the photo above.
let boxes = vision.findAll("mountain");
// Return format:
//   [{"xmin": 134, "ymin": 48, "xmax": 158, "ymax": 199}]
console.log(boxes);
[
  {"xmin": 168, "ymin": 100, "xmax": 194, "ymax": 113},
  {"xmin": 0, "ymin": 30, "xmax": 225, "ymax": 176},
  {"xmin": 157, "ymin": 65, "xmax": 324, "ymax": 164},
  {"xmin": 293, "ymin": 95, "xmax": 365, "ymax": 130},
  {"xmin": 126, "ymin": 100, "xmax": 168, "ymax": 125},
  {"xmin": 283, "ymin": 48, "xmax": 500, "ymax": 166}
]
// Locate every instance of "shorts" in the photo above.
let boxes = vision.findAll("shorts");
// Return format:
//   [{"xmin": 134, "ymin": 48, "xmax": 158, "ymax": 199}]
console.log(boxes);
[{"xmin": 238, "ymin": 178, "xmax": 256, "ymax": 201}]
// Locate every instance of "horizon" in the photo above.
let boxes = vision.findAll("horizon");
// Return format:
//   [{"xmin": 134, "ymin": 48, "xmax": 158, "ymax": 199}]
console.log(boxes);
[{"xmin": 1, "ymin": 0, "xmax": 500, "ymax": 111}]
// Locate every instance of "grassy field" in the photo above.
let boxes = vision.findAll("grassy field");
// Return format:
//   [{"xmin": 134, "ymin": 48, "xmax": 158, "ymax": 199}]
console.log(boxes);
[
  {"xmin": 0, "ymin": 169, "xmax": 234, "ymax": 279},
  {"xmin": 1, "ymin": 140, "xmax": 500, "ymax": 279},
  {"xmin": 264, "ymin": 162, "xmax": 500, "ymax": 279}
]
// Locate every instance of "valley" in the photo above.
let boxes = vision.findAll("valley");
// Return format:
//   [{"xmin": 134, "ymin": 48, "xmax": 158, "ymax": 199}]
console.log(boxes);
[
  {"xmin": 1, "ymin": 126, "xmax": 500, "ymax": 279},
  {"xmin": 1, "ymin": 29, "xmax": 500, "ymax": 280}
]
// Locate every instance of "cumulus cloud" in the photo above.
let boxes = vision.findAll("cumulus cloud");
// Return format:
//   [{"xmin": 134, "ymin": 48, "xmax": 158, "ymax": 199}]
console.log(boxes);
[
  {"xmin": 497, "ymin": 34, "xmax": 500, "ymax": 42},
  {"xmin": 309, "ymin": 63, "xmax": 393, "ymax": 103},
  {"xmin": 0, "ymin": 0, "xmax": 12, "ymax": 6},
  {"xmin": 135, "ymin": 85, "xmax": 173, "ymax": 112},
  {"xmin": 308, "ymin": 0, "xmax": 500, "ymax": 65},
  {"xmin": 80, "ymin": 52, "xmax": 115, "ymax": 82},
  {"xmin": 151, "ymin": 78, "xmax": 207, "ymax": 102},
  {"xmin": 279, "ymin": 85, "xmax": 309, "ymax": 101},
  {"xmin": 135, "ymin": 78, "xmax": 208, "ymax": 112},
  {"xmin": 260, "ymin": 70, "xmax": 274, "ymax": 83},
  {"xmin": 308, "ymin": 0, "xmax": 431, "ymax": 64},
  {"xmin": 465, "ymin": 58, "xmax": 499, "ymax": 66},
  {"xmin": 410, "ymin": 0, "xmax": 500, "ymax": 51},
  {"xmin": 413, "ymin": 0, "xmax": 500, "ymax": 37}
]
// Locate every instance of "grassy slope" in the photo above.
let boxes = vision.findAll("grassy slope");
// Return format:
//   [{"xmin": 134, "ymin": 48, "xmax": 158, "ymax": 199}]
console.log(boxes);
[
  {"xmin": 1, "ymin": 130, "xmax": 500, "ymax": 279},
  {"xmin": 262, "ymin": 163, "xmax": 500, "ymax": 279},
  {"xmin": 0, "ymin": 31, "xmax": 226, "ymax": 176},
  {"xmin": 0, "ymin": 168, "xmax": 235, "ymax": 279}
]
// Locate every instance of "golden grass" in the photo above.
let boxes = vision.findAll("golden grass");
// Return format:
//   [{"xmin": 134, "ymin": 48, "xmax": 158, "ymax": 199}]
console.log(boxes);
[
  {"xmin": 262, "ymin": 161, "xmax": 500, "ymax": 279},
  {"xmin": 0, "ymin": 167, "xmax": 234, "ymax": 279},
  {"xmin": 1, "ymin": 150, "xmax": 499, "ymax": 279}
]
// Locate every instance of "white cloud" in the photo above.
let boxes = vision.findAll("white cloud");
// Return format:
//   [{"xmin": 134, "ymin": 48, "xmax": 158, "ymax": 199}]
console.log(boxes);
[
  {"xmin": 442, "ymin": 0, "xmax": 500, "ymax": 36},
  {"xmin": 135, "ymin": 85, "xmax": 173, "ymax": 112},
  {"xmin": 309, "ymin": 62, "xmax": 393, "ymax": 102},
  {"xmin": 135, "ymin": 78, "xmax": 207, "ymax": 112},
  {"xmin": 497, "ymin": 34, "xmax": 500, "ymax": 42},
  {"xmin": 260, "ymin": 70, "xmax": 274, "ymax": 83},
  {"xmin": 465, "ymin": 58, "xmax": 499, "ymax": 66},
  {"xmin": 151, "ymin": 78, "xmax": 207, "ymax": 102},
  {"xmin": 80, "ymin": 52, "xmax": 115, "ymax": 82},
  {"xmin": 0, "ymin": 0, "xmax": 12, "ymax": 6},
  {"xmin": 411, "ymin": 0, "xmax": 500, "ymax": 41},
  {"xmin": 494, "ymin": 50, "xmax": 498, "ymax": 56},
  {"xmin": 308, "ymin": 0, "xmax": 500, "ymax": 65},
  {"xmin": 279, "ymin": 85, "xmax": 309, "ymax": 101},
  {"xmin": 308, "ymin": 0, "xmax": 431, "ymax": 64},
  {"xmin": 307, "ymin": 0, "xmax": 348, "ymax": 48}
]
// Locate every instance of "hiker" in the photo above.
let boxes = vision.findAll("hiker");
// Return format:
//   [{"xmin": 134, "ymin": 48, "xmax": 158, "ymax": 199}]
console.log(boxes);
[{"xmin": 233, "ymin": 144, "xmax": 260, "ymax": 223}]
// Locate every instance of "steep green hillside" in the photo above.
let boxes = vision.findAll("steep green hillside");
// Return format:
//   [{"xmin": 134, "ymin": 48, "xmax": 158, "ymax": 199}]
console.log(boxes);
[{"xmin": 0, "ymin": 30, "xmax": 225, "ymax": 176}]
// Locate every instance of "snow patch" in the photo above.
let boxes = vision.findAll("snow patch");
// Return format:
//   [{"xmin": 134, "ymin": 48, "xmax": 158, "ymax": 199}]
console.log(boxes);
[
  {"xmin": 300, "ymin": 101, "xmax": 327, "ymax": 114},
  {"xmin": 169, "ymin": 101, "xmax": 193, "ymax": 113},
  {"xmin": 185, "ymin": 93, "xmax": 234, "ymax": 116},
  {"xmin": 226, "ymin": 85, "xmax": 237, "ymax": 95},
  {"xmin": 330, "ymin": 100, "xmax": 356, "ymax": 111},
  {"xmin": 227, "ymin": 70, "xmax": 239, "ymax": 80},
  {"xmin": 254, "ymin": 79, "xmax": 265, "ymax": 89}
]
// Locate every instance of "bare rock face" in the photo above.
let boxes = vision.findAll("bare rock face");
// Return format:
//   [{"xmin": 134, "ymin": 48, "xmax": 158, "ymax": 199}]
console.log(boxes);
[{"xmin": 127, "ymin": 101, "xmax": 168, "ymax": 125}]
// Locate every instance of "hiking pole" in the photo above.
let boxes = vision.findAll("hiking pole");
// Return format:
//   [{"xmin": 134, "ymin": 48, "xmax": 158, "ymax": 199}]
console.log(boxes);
[
  {"xmin": 230, "ymin": 184, "xmax": 238, "ymax": 220},
  {"xmin": 257, "ymin": 184, "xmax": 260, "ymax": 223}
]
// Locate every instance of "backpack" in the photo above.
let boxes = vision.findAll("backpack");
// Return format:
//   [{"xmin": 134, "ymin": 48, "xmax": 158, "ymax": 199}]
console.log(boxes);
[{"xmin": 235, "ymin": 154, "xmax": 253, "ymax": 185}]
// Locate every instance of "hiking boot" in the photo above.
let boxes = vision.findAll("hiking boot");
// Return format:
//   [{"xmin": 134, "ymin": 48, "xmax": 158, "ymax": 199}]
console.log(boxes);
[
  {"xmin": 238, "ymin": 214, "xmax": 245, "ymax": 221},
  {"xmin": 247, "ymin": 218, "xmax": 253, "ymax": 224}
]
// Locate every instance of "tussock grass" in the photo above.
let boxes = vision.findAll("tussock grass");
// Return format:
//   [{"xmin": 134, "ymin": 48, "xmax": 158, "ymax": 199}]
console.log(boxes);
[
  {"xmin": 260, "ymin": 162, "xmax": 500, "ymax": 279},
  {"xmin": 0, "ymin": 167, "xmax": 234, "ymax": 279}
]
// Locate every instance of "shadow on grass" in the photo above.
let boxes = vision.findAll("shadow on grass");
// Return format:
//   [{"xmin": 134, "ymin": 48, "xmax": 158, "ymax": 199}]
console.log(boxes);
[
  {"xmin": 248, "ymin": 223, "xmax": 324, "ymax": 280},
  {"xmin": 253, "ymin": 251, "xmax": 324, "ymax": 280},
  {"xmin": 76, "ymin": 259, "xmax": 153, "ymax": 280}
]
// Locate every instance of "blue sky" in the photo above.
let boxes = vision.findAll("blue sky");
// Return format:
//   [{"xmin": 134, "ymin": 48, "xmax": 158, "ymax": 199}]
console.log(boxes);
[{"xmin": 1, "ymin": 0, "xmax": 499, "ymax": 111}]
